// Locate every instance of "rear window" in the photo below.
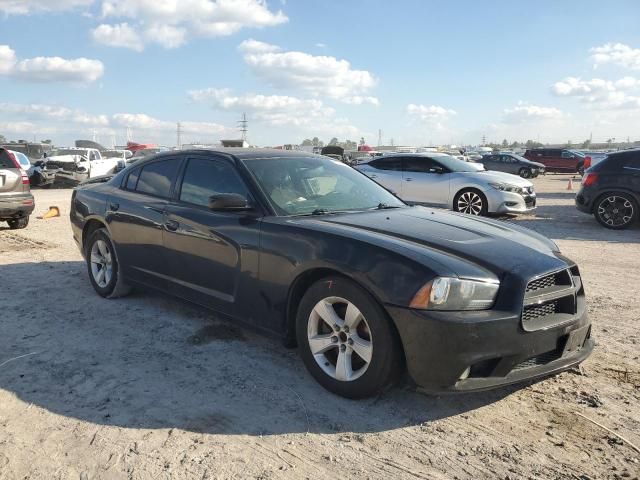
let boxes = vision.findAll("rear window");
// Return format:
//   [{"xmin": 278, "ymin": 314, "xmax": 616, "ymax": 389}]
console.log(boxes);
[
  {"xmin": 135, "ymin": 158, "xmax": 181, "ymax": 198},
  {"xmin": 0, "ymin": 149, "xmax": 17, "ymax": 169}
]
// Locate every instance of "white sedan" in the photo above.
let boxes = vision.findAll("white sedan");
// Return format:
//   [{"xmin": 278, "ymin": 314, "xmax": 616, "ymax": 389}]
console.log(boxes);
[{"xmin": 355, "ymin": 153, "xmax": 536, "ymax": 216}]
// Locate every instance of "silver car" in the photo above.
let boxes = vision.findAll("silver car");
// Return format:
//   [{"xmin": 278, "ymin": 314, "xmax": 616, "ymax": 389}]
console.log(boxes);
[{"xmin": 355, "ymin": 153, "xmax": 536, "ymax": 216}]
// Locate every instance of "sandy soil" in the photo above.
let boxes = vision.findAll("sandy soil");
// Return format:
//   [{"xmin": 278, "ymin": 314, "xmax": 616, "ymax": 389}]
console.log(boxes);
[{"xmin": 0, "ymin": 174, "xmax": 639, "ymax": 480}]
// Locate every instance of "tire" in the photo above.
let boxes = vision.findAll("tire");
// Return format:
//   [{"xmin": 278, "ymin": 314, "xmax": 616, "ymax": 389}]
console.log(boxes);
[
  {"xmin": 7, "ymin": 216, "xmax": 29, "ymax": 229},
  {"xmin": 296, "ymin": 276, "xmax": 402, "ymax": 399},
  {"xmin": 519, "ymin": 168, "xmax": 532, "ymax": 179},
  {"xmin": 453, "ymin": 188, "xmax": 488, "ymax": 216},
  {"xmin": 577, "ymin": 164, "xmax": 585, "ymax": 176},
  {"xmin": 593, "ymin": 192, "xmax": 638, "ymax": 230},
  {"xmin": 85, "ymin": 228, "xmax": 132, "ymax": 298}
]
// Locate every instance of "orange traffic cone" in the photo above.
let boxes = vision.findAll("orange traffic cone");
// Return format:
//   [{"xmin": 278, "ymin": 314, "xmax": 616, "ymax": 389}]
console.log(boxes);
[
  {"xmin": 566, "ymin": 178, "xmax": 573, "ymax": 191},
  {"xmin": 37, "ymin": 206, "xmax": 60, "ymax": 220}
]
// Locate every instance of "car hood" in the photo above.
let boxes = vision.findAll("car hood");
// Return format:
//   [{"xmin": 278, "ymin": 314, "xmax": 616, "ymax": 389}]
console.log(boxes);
[
  {"xmin": 298, "ymin": 206, "xmax": 566, "ymax": 280},
  {"xmin": 47, "ymin": 154, "xmax": 86, "ymax": 164},
  {"xmin": 459, "ymin": 170, "xmax": 534, "ymax": 187}
]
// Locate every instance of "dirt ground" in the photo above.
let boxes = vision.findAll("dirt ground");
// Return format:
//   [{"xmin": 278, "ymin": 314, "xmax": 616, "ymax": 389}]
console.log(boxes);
[{"xmin": 1, "ymin": 174, "xmax": 639, "ymax": 480}]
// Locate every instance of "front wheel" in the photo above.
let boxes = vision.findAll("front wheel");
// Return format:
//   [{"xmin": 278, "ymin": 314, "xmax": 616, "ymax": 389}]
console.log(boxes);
[
  {"xmin": 296, "ymin": 276, "xmax": 402, "ymax": 398},
  {"xmin": 86, "ymin": 228, "xmax": 132, "ymax": 298},
  {"xmin": 519, "ymin": 168, "xmax": 532, "ymax": 179},
  {"xmin": 594, "ymin": 193, "xmax": 638, "ymax": 229},
  {"xmin": 453, "ymin": 189, "xmax": 488, "ymax": 216}
]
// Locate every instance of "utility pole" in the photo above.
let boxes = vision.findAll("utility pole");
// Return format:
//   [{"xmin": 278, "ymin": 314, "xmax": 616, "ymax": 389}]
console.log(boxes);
[
  {"xmin": 238, "ymin": 113, "xmax": 248, "ymax": 141},
  {"xmin": 377, "ymin": 129, "xmax": 382, "ymax": 147},
  {"xmin": 176, "ymin": 121, "xmax": 182, "ymax": 149}
]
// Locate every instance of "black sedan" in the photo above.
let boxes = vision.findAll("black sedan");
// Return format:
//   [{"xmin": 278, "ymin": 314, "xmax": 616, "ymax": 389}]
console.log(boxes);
[
  {"xmin": 481, "ymin": 153, "xmax": 546, "ymax": 178},
  {"xmin": 70, "ymin": 149, "xmax": 593, "ymax": 398},
  {"xmin": 576, "ymin": 148, "xmax": 640, "ymax": 229}
]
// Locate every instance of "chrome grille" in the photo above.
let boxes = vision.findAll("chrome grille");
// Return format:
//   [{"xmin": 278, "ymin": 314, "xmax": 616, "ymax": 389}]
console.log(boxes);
[
  {"xmin": 522, "ymin": 268, "xmax": 580, "ymax": 330},
  {"xmin": 526, "ymin": 270, "xmax": 572, "ymax": 293}
]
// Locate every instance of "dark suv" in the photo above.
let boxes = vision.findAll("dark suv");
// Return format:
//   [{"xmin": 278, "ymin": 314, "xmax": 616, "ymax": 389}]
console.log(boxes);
[
  {"xmin": 575, "ymin": 149, "xmax": 640, "ymax": 229},
  {"xmin": 0, "ymin": 148, "xmax": 35, "ymax": 229},
  {"xmin": 524, "ymin": 148, "xmax": 589, "ymax": 174}
]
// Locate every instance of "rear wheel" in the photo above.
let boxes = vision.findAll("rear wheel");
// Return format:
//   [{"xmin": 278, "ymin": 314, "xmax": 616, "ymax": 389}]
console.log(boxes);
[
  {"xmin": 453, "ymin": 189, "xmax": 488, "ymax": 216},
  {"xmin": 519, "ymin": 168, "xmax": 532, "ymax": 179},
  {"xmin": 296, "ymin": 276, "xmax": 402, "ymax": 398},
  {"xmin": 578, "ymin": 164, "xmax": 585, "ymax": 176},
  {"xmin": 86, "ymin": 228, "xmax": 131, "ymax": 298},
  {"xmin": 7, "ymin": 216, "xmax": 29, "ymax": 229},
  {"xmin": 594, "ymin": 193, "xmax": 638, "ymax": 230}
]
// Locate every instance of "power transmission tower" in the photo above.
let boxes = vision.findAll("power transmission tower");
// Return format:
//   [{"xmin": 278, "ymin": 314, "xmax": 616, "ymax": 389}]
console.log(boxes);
[
  {"xmin": 126, "ymin": 126, "xmax": 132, "ymax": 142},
  {"xmin": 482, "ymin": 134, "xmax": 486, "ymax": 146},
  {"xmin": 238, "ymin": 113, "xmax": 248, "ymax": 141},
  {"xmin": 177, "ymin": 122, "xmax": 182, "ymax": 149}
]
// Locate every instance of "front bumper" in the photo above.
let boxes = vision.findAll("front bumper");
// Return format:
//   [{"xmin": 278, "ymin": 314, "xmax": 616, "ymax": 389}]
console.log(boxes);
[
  {"xmin": 0, "ymin": 193, "xmax": 35, "ymax": 219},
  {"xmin": 388, "ymin": 304, "xmax": 592, "ymax": 392},
  {"xmin": 575, "ymin": 187, "xmax": 593, "ymax": 214},
  {"xmin": 486, "ymin": 189, "xmax": 537, "ymax": 214},
  {"xmin": 54, "ymin": 170, "xmax": 89, "ymax": 185}
]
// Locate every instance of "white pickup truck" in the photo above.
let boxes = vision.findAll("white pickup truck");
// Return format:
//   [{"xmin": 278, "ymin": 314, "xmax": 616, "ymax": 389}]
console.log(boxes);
[{"xmin": 44, "ymin": 148, "xmax": 121, "ymax": 185}]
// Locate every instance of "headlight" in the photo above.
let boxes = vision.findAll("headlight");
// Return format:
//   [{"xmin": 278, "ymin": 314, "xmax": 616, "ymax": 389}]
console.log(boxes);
[
  {"xmin": 489, "ymin": 182, "xmax": 523, "ymax": 194},
  {"xmin": 410, "ymin": 277, "xmax": 500, "ymax": 311}
]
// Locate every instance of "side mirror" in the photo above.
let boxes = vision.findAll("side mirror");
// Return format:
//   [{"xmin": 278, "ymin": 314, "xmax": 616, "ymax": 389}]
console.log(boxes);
[{"xmin": 209, "ymin": 193, "xmax": 253, "ymax": 211}]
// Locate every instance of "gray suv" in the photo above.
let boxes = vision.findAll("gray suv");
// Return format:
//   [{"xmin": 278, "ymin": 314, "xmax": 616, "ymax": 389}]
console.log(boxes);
[{"xmin": 0, "ymin": 148, "xmax": 35, "ymax": 229}]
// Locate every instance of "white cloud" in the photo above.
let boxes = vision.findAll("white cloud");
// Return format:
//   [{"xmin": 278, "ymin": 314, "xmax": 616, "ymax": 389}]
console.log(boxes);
[
  {"xmin": 111, "ymin": 113, "xmax": 229, "ymax": 137},
  {"xmin": 91, "ymin": 23, "xmax": 144, "ymax": 52},
  {"xmin": 0, "ymin": 44, "xmax": 104, "ymax": 84},
  {"xmin": 95, "ymin": 0, "xmax": 287, "ymax": 50},
  {"xmin": 552, "ymin": 76, "xmax": 640, "ymax": 109},
  {"xmin": 0, "ymin": 45, "xmax": 16, "ymax": 75},
  {"xmin": 0, "ymin": 0, "xmax": 92, "ymax": 15},
  {"xmin": 407, "ymin": 104, "xmax": 457, "ymax": 121},
  {"xmin": 238, "ymin": 39, "xmax": 378, "ymax": 104},
  {"xmin": 0, "ymin": 102, "xmax": 109, "ymax": 126},
  {"xmin": 315, "ymin": 43, "xmax": 326, "ymax": 48},
  {"xmin": 503, "ymin": 102, "xmax": 564, "ymax": 123},
  {"xmin": 591, "ymin": 43, "xmax": 640, "ymax": 71}
]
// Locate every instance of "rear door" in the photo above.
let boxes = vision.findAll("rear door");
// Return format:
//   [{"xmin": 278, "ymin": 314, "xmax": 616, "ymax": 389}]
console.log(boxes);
[
  {"xmin": 401, "ymin": 156, "xmax": 451, "ymax": 206},
  {"xmin": 162, "ymin": 154, "xmax": 262, "ymax": 316},
  {"xmin": 481, "ymin": 155, "xmax": 499, "ymax": 171},
  {"xmin": 500, "ymin": 155, "xmax": 519, "ymax": 174},
  {"xmin": 560, "ymin": 150, "xmax": 579, "ymax": 172},
  {"xmin": 106, "ymin": 156, "xmax": 183, "ymax": 288},
  {"xmin": 359, "ymin": 157, "xmax": 403, "ymax": 194}
]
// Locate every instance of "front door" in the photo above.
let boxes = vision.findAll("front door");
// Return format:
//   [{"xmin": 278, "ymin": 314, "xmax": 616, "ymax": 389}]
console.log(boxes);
[
  {"xmin": 162, "ymin": 155, "xmax": 262, "ymax": 316},
  {"xmin": 401, "ymin": 156, "xmax": 451, "ymax": 206}
]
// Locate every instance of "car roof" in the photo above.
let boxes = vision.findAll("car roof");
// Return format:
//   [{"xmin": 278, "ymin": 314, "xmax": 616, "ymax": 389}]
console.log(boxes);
[{"xmin": 149, "ymin": 148, "xmax": 321, "ymax": 161}]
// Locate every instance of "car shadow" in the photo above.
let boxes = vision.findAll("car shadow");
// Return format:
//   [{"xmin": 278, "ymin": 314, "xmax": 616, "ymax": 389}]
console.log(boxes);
[{"xmin": 0, "ymin": 261, "xmax": 523, "ymax": 436}]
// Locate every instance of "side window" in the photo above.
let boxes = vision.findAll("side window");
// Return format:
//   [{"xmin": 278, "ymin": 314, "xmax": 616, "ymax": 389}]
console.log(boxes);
[
  {"xmin": 179, "ymin": 157, "xmax": 249, "ymax": 208},
  {"xmin": 0, "ymin": 150, "xmax": 15, "ymax": 168},
  {"xmin": 125, "ymin": 168, "xmax": 140, "ymax": 190},
  {"xmin": 135, "ymin": 158, "xmax": 181, "ymax": 198},
  {"xmin": 369, "ymin": 158, "xmax": 402, "ymax": 171},
  {"xmin": 403, "ymin": 156, "xmax": 435, "ymax": 173},
  {"xmin": 501, "ymin": 155, "xmax": 514, "ymax": 163},
  {"xmin": 624, "ymin": 154, "xmax": 640, "ymax": 169},
  {"xmin": 561, "ymin": 151, "xmax": 574, "ymax": 159}
]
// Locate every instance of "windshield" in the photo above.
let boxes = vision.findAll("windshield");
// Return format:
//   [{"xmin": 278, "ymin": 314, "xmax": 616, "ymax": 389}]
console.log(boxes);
[
  {"xmin": 568, "ymin": 150, "xmax": 585, "ymax": 158},
  {"xmin": 51, "ymin": 149, "xmax": 88, "ymax": 157},
  {"xmin": 431, "ymin": 154, "xmax": 485, "ymax": 172},
  {"xmin": 103, "ymin": 150, "xmax": 124, "ymax": 158},
  {"xmin": 243, "ymin": 156, "xmax": 405, "ymax": 215}
]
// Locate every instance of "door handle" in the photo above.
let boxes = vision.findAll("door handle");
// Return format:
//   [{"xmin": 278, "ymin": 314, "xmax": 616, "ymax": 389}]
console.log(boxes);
[
  {"xmin": 109, "ymin": 202, "xmax": 119, "ymax": 211},
  {"xmin": 164, "ymin": 219, "xmax": 179, "ymax": 232},
  {"xmin": 405, "ymin": 178, "xmax": 413, "ymax": 182}
]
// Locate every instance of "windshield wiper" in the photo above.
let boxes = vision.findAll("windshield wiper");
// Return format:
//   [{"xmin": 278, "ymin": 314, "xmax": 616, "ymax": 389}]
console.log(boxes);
[{"xmin": 375, "ymin": 203, "xmax": 401, "ymax": 210}]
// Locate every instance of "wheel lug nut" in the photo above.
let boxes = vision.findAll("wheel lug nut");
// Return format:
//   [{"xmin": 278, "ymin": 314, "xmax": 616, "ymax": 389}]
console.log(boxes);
[
  {"xmin": 331, "ymin": 336, "xmax": 338, "ymax": 343},
  {"xmin": 343, "ymin": 326, "xmax": 349, "ymax": 333},
  {"xmin": 340, "ymin": 344, "xmax": 346, "ymax": 352},
  {"xmin": 333, "ymin": 324, "xmax": 340, "ymax": 331},
  {"xmin": 348, "ymin": 338, "xmax": 354, "ymax": 345}
]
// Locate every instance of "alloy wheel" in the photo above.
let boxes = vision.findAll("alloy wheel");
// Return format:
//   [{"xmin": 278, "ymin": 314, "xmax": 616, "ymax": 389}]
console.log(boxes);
[
  {"xmin": 597, "ymin": 196, "xmax": 634, "ymax": 227},
  {"xmin": 307, "ymin": 296, "xmax": 373, "ymax": 382},
  {"xmin": 90, "ymin": 239, "xmax": 113, "ymax": 288},
  {"xmin": 457, "ymin": 191, "xmax": 484, "ymax": 215}
]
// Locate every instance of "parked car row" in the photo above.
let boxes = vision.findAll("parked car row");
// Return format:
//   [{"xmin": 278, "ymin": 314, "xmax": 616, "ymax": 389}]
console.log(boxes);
[
  {"xmin": 30, "ymin": 148, "xmax": 123, "ymax": 187},
  {"xmin": 481, "ymin": 153, "xmax": 545, "ymax": 178}
]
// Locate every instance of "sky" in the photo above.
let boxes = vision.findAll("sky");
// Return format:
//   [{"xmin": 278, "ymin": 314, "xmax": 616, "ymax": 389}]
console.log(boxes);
[{"xmin": 1, "ymin": 0, "xmax": 640, "ymax": 148}]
